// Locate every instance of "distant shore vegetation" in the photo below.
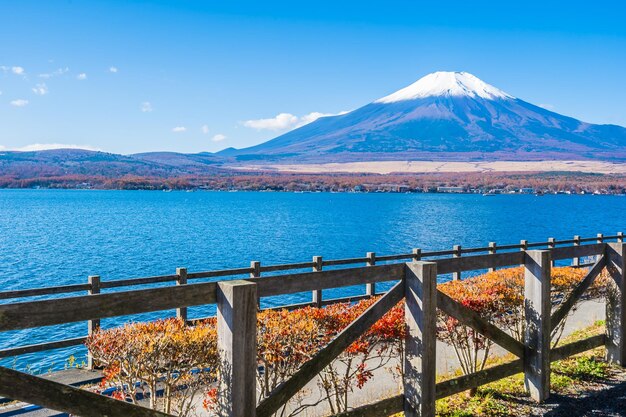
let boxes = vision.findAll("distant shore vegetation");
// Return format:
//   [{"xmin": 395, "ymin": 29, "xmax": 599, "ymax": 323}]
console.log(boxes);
[{"xmin": 1, "ymin": 171, "xmax": 625, "ymax": 195}]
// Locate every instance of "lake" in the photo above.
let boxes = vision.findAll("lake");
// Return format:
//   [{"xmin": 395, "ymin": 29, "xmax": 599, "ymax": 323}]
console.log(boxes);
[{"xmin": 0, "ymin": 189, "xmax": 624, "ymax": 370}]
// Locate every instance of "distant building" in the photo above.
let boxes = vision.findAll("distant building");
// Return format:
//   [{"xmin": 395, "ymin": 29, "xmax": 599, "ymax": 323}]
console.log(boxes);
[{"xmin": 437, "ymin": 186, "xmax": 465, "ymax": 193}]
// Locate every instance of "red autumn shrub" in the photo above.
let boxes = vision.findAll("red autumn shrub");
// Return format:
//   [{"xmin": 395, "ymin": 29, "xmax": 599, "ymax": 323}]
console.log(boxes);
[{"xmin": 86, "ymin": 318, "xmax": 218, "ymax": 416}]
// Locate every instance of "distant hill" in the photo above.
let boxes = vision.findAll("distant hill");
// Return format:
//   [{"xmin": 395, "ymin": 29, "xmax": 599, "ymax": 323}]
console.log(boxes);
[
  {"xmin": 224, "ymin": 71, "xmax": 626, "ymax": 162},
  {"xmin": 0, "ymin": 149, "xmax": 224, "ymax": 179}
]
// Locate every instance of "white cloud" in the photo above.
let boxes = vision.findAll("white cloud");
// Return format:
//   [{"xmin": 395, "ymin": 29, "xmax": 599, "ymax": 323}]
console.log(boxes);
[
  {"xmin": 10, "ymin": 99, "xmax": 29, "ymax": 107},
  {"xmin": 76, "ymin": 73, "xmax": 87, "ymax": 80},
  {"xmin": 201, "ymin": 125, "xmax": 210, "ymax": 134},
  {"xmin": 32, "ymin": 83, "xmax": 48, "ymax": 95},
  {"xmin": 8, "ymin": 143, "xmax": 101, "ymax": 152},
  {"xmin": 39, "ymin": 67, "xmax": 69, "ymax": 79},
  {"xmin": 212, "ymin": 134, "xmax": 227, "ymax": 142},
  {"xmin": 109, "ymin": 66, "xmax": 118, "ymax": 73},
  {"xmin": 141, "ymin": 101, "xmax": 153, "ymax": 112},
  {"xmin": 11, "ymin": 66, "xmax": 25, "ymax": 75},
  {"xmin": 243, "ymin": 113, "xmax": 299, "ymax": 131},
  {"xmin": 172, "ymin": 126, "xmax": 187, "ymax": 132},
  {"xmin": 243, "ymin": 110, "xmax": 349, "ymax": 132}
]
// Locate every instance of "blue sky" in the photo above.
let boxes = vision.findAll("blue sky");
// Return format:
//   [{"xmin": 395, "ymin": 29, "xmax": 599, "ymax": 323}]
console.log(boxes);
[{"xmin": 1, "ymin": 0, "xmax": 625, "ymax": 154}]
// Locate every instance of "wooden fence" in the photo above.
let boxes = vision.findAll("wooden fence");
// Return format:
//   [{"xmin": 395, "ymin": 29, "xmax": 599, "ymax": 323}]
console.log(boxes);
[{"xmin": 0, "ymin": 233, "xmax": 624, "ymax": 416}]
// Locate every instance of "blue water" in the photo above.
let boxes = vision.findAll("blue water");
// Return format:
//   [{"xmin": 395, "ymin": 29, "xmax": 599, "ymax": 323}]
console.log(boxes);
[{"xmin": 0, "ymin": 189, "xmax": 624, "ymax": 371}]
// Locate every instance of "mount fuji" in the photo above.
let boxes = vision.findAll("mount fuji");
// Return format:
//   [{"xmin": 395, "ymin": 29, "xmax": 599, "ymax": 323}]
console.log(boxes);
[{"xmin": 225, "ymin": 71, "xmax": 626, "ymax": 162}]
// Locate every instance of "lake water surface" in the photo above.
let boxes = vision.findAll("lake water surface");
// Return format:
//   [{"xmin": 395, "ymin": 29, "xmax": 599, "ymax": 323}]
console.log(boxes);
[{"xmin": 0, "ymin": 189, "xmax": 624, "ymax": 370}]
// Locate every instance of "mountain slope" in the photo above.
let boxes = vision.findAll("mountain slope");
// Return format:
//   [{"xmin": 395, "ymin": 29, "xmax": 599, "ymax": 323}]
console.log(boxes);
[
  {"xmin": 0, "ymin": 149, "xmax": 224, "ymax": 178},
  {"xmin": 228, "ymin": 72, "xmax": 626, "ymax": 162}
]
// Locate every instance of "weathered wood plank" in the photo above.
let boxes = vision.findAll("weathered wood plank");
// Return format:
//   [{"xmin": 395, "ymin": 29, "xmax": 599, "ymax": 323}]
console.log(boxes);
[
  {"xmin": 251, "ymin": 263, "xmax": 404, "ymax": 298},
  {"xmin": 0, "ymin": 281, "xmax": 218, "ymax": 331},
  {"xmin": 606, "ymin": 242, "xmax": 626, "ymax": 365},
  {"xmin": 87, "ymin": 275, "xmax": 100, "ymax": 370},
  {"xmin": 435, "ymin": 359, "xmax": 523, "ymax": 399},
  {"xmin": 312, "ymin": 256, "xmax": 323, "ymax": 307},
  {"xmin": 376, "ymin": 253, "xmax": 414, "ymax": 261},
  {"xmin": 0, "ymin": 283, "xmax": 91, "ymax": 300},
  {"xmin": 421, "ymin": 249, "xmax": 456, "ymax": 257},
  {"xmin": 524, "ymin": 250, "xmax": 551, "ymax": 402},
  {"xmin": 551, "ymin": 255, "xmax": 606, "ymax": 331},
  {"xmin": 333, "ymin": 395, "xmax": 403, "ymax": 416},
  {"xmin": 100, "ymin": 275, "xmax": 178, "ymax": 289},
  {"xmin": 0, "ymin": 337, "xmax": 86, "ymax": 358},
  {"xmin": 187, "ymin": 267, "xmax": 252, "ymax": 280},
  {"xmin": 322, "ymin": 257, "xmax": 369, "ymax": 266},
  {"xmin": 404, "ymin": 262, "xmax": 437, "ymax": 417},
  {"xmin": 488, "ymin": 242, "xmax": 497, "ymax": 272},
  {"xmin": 256, "ymin": 281, "xmax": 404, "ymax": 417},
  {"xmin": 0, "ymin": 366, "xmax": 173, "ymax": 417},
  {"xmin": 452, "ymin": 245, "xmax": 461, "ymax": 280},
  {"xmin": 435, "ymin": 251, "xmax": 524, "ymax": 275},
  {"xmin": 217, "ymin": 280, "xmax": 257, "ymax": 417},
  {"xmin": 551, "ymin": 334, "xmax": 605, "ymax": 361},
  {"xmin": 175, "ymin": 268, "xmax": 188, "ymax": 321},
  {"xmin": 259, "ymin": 261, "xmax": 313, "ymax": 273},
  {"xmin": 366, "ymin": 252, "xmax": 376, "ymax": 296},
  {"xmin": 551, "ymin": 243, "xmax": 605, "ymax": 261},
  {"xmin": 436, "ymin": 290, "xmax": 525, "ymax": 358}
]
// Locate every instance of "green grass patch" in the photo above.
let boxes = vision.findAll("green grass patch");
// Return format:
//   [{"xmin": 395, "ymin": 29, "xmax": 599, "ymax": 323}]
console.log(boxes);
[{"xmin": 433, "ymin": 321, "xmax": 612, "ymax": 416}]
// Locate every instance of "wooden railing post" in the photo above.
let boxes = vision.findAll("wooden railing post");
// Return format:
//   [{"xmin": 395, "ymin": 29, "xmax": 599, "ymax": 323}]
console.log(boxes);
[
  {"xmin": 312, "ymin": 256, "xmax": 322, "ymax": 307},
  {"xmin": 548, "ymin": 238, "xmax": 556, "ymax": 266},
  {"xmin": 412, "ymin": 248, "xmax": 421, "ymax": 262},
  {"xmin": 520, "ymin": 240, "xmax": 528, "ymax": 267},
  {"xmin": 366, "ymin": 252, "xmax": 376, "ymax": 296},
  {"xmin": 520, "ymin": 240, "xmax": 528, "ymax": 251},
  {"xmin": 250, "ymin": 261, "xmax": 261, "ymax": 307},
  {"xmin": 618, "ymin": 232, "xmax": 624, "ymax": 243},
  {"xmin": 404, "ymin": 261, "xmax": 437, "ymax": 417},
  {"xmin": 453, "ymin": 245, "xmax": 461, "ymax": 281},
  {"xmin": 573, "ymin": 235, "xmax": 581, "ymax": 266},
  {"xmin": 597, "ymin": 233, "xmax": 604, "ymax": 262},
  {"xmin": 524, "ymin": 250, "xmax": 551, "ymax": 402},
  {"xmin": 176, "ymin": 267, "xmax": 188, "ymax": 321},
  {"xmin": 488, "ymin": 242, "xmax": 497, "ymax": 272},
  {"xmin": 87, "ymin": 275, "xmax": 100, "ymax": 370},
  {"xmin": 217, "ymin": 280, "xmax": 258, "ymax": 417},
  {"xmin": 606, "ymin": 242, "xmax": 626, "ymax": 366}
]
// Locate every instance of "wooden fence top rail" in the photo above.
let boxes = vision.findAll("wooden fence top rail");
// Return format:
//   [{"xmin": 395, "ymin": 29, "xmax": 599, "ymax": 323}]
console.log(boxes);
[
  {"xmin": 0, "ymin": 233, "xmax": 620, "ymax": 302},
  {"xmin": 0, "ymin": 241, "xmax": 609, "ymax": 333}
]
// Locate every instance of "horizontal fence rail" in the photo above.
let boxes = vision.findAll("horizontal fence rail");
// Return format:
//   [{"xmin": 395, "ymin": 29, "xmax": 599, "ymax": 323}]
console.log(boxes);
[
  {"xmin": 0, "ymin": 233, "xmax": 621, "ymax": 301},
  {"xmin": 0, "ymin": 234, "xmax": 621, "ymax": 362},
  {"xmin": 0, "ymin": 233, "xmax": 624, "ymax": 417}
]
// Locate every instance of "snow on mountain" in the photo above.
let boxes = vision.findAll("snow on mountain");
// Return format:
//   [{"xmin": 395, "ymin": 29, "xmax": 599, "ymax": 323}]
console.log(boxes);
[
  {"xmin": 375, "ymin": 71, "xmax": 513, "ymax": 102},
  {"xmin": 223, "ymin": 71, "xmax": 626, "ymax": 162}
]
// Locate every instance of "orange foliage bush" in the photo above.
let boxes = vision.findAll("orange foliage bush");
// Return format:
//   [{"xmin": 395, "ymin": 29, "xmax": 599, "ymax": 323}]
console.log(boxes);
[
  {"xmin": 86, "ymin": 265, "xmax": 603, "ymax": 414},
  {"xmin": 86, "ymin": 318, "xmax": 218, "ymax": 416}
]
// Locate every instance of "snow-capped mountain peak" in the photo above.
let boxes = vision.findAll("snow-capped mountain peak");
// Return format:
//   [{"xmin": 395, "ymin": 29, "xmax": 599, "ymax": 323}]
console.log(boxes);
[{"xmin": 375, "ymin": 71, "xmax": 514, "ymax": 103}]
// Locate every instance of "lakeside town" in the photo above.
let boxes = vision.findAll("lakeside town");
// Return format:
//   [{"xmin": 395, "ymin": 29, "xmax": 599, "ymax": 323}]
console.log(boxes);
[{"xmin": 11, "ymin": 171, "xmax": 626, "ymax": 195}]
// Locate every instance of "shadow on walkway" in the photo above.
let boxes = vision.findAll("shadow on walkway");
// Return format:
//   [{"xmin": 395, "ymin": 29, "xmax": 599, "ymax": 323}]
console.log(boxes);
[{"xmin": 541, "ymin": 379, "xmax": 626, "ymax": 417}]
